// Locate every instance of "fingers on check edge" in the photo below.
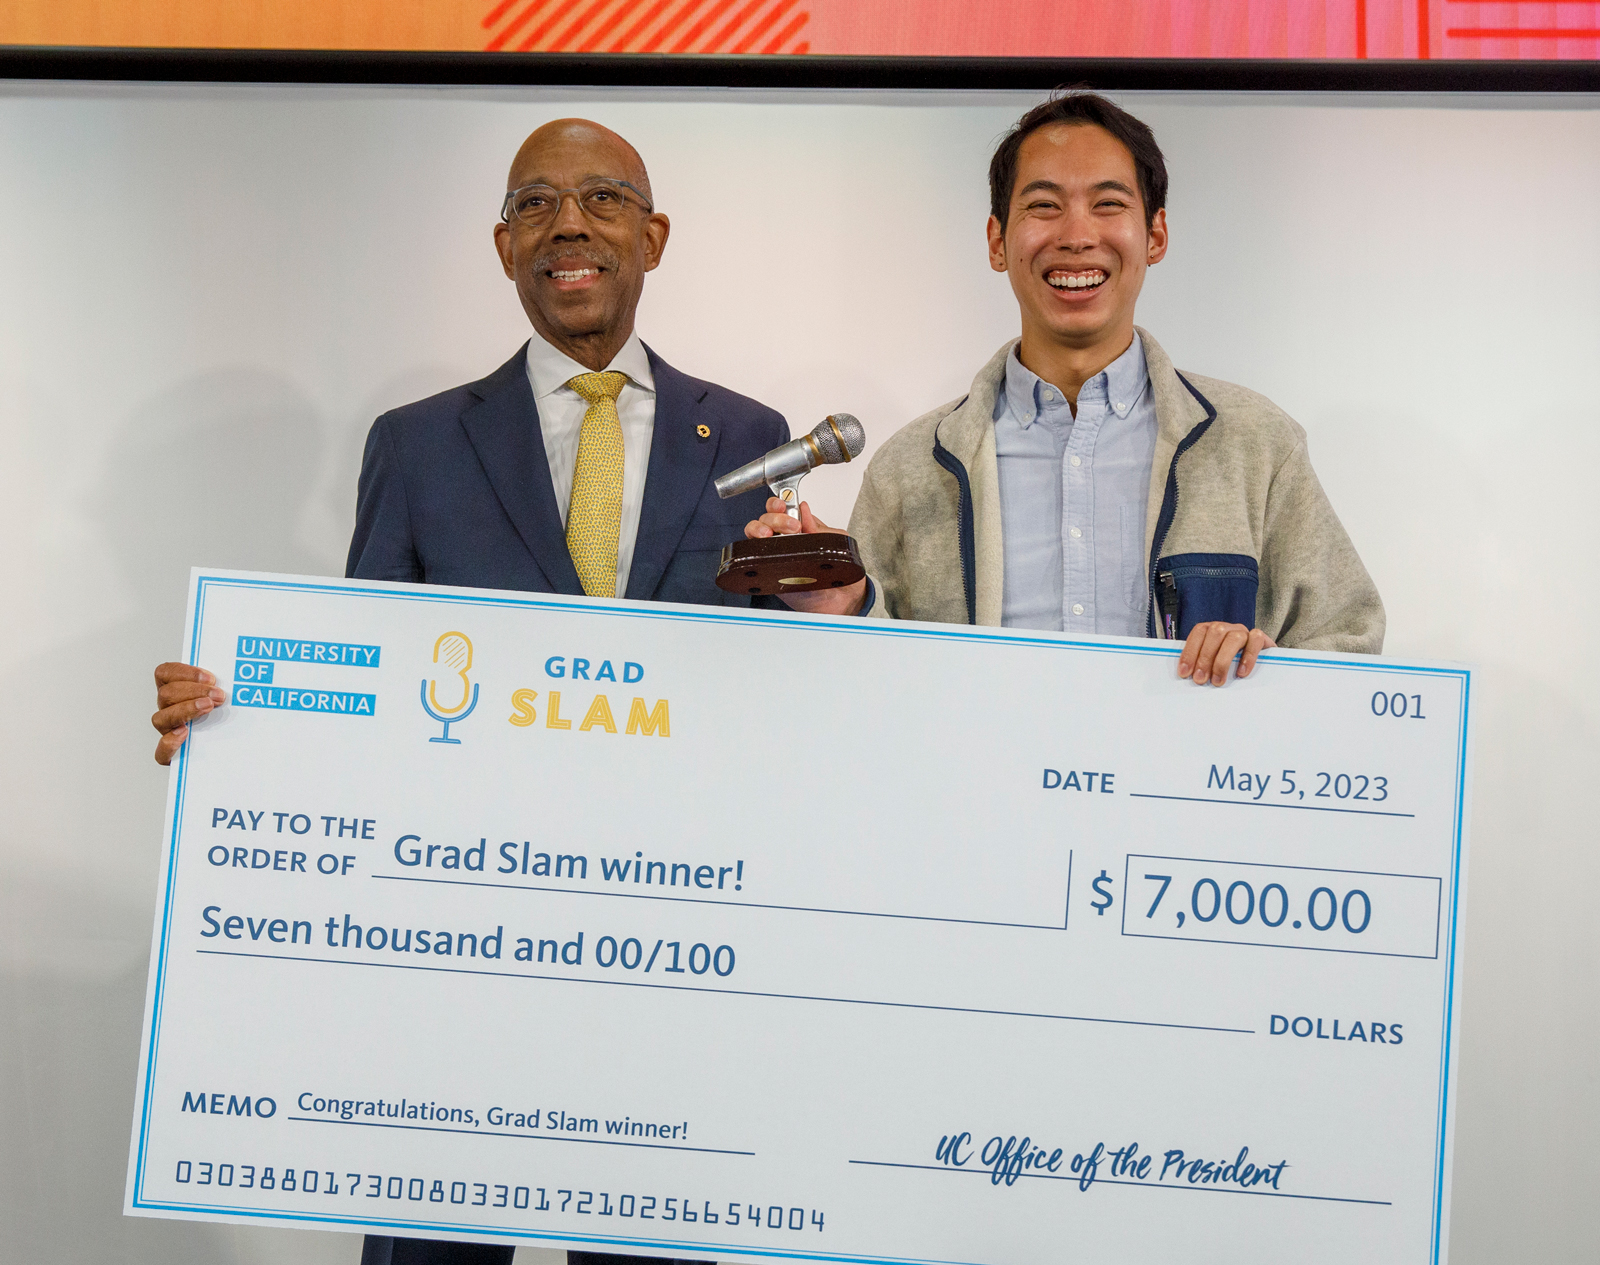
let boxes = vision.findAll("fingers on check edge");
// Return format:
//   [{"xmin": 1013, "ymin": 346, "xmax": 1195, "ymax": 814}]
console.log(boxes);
[
  {"xmin": 152, "ymin": 696, "xmax": 216, "ymax": 735},
  {"xmin": 1179, "ymin": 623, "xmax": 1272, "ymax": 686},
  {"xmin": 154, "ymin": 662, "xmax": 216, "ymax": 687},
  {"xmin": 1211, "ymin": 629, "xmax": 1251, "ymax": 686},
  {"xmin": 155, "ymin": 726, "xmax": 188, "ymax": 766},
  {"xmin": 1182, "ymin": 623, "xmax": 1237, "ymax": 685},
  {"xmin": 1176, "ymin": 629, "xmax": 1204, "ymax": 678},
  {"xmin": 157, "ymin": 679, "xmax": 226, "ymax": 709},
  {"xmin": 1237, "ymin": 630, "xmax": 1271, "ymax": 677},
  {"xmin": 1191, "ymin": 625, "xmax": 1231, "ymax": 684}
]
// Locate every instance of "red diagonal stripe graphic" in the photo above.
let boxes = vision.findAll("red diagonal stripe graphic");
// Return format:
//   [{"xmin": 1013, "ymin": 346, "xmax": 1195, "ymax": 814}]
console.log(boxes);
[
  {"xmin": 731, "ymin": 0, "xmax": 796, "ymax": 53},
  {"xmin": 760, "ymin": 11, "xmax": 807, "ymax": 53},
  {"xmin": 548, "ymin": 0, "xmax": 621, "ymax": 50},
  {"xmin": 669, "ymin": 0, "xmax": 739, "ymax": 51},
  {"xmin": 702, "ymin": 0, "xmax": 770, "ymax": 53},
  {"xmin": 609, "ymin": 0, "xmax": 674, "ymax": 50},
  {"xmin": 582, "ymin": 0, "xmax": 650, "ymax": 50},
  {"xmin": 486, "ymin": 0, "xmax": 555, "ymax": 49},
  {"xmin": 640, "ymin": 0, "xmax": 710, "ymax": 52},
  {"xmin": 483, "ymin": 0, "xmax": 523, "ymax": 27},
  {"xmin": 485, "ymin": 0, "xmax": 813, "ymax": 53},
  {"xmin": 517, "ymin": 0, "xmax": 587, "ymax": 49}
]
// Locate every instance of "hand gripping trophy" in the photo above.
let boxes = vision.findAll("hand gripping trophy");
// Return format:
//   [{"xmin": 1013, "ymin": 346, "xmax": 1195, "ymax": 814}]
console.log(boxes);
[{"xmin": 712, "ymin": 414, "xmax": 867, "ymax": 597}]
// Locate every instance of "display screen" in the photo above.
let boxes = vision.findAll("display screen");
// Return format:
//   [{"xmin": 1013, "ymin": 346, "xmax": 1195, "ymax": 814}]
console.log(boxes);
[{"xmin": 3, "ymin": 0, "xmax": 1597, "ymax": 60}]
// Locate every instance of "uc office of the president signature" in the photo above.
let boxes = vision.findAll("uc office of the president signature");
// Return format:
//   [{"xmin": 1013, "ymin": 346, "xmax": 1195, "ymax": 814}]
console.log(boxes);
[{"xmin": 935, "ymin": 1131, "xmax": 1289, "ymax": 1194}]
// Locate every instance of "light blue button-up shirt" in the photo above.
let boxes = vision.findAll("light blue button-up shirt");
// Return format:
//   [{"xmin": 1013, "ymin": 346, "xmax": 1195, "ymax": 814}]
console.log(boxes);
[{"xmin": 993, "ymin": 333, "xmax": 1158, "ymax": 635}]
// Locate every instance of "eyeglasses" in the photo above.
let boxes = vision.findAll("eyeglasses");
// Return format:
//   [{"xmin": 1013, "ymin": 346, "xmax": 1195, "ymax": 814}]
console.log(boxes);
[{"xmin": 500, "ymin": 177, "xmax": 654, "ymax": 228}]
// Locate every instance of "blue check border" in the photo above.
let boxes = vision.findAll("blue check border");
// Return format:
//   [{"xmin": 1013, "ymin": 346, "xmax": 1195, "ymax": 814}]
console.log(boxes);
[{"xmin": 131, "ymin": 572, "xmax": 1473, "ymax": 1264}]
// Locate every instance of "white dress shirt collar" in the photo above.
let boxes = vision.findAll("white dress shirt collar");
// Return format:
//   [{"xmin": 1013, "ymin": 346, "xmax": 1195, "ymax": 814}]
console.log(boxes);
[
  {"xmin": 524, "ymin": 329, "xmax": 656, "ymax": 401},
  {"xmin": 1002, "ymin": 331, "xmax": 1148, "ymax": 428},
  {"xmin": 519, "ymin": 328, "xmax": 659, "ymax": 600}
]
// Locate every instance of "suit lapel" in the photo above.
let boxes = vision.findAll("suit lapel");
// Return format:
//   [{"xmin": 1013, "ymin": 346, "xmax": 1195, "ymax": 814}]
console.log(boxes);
[
  {"xmin": 626, "ymin": 347, "xmax": 719, "ymax": 600},
  {"xmin": 458, "ymin": 345, "xmax": 584, "ymax": 595}
]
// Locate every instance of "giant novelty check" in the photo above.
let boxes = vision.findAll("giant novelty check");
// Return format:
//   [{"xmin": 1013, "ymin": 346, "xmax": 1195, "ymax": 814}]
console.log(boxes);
[{"xmin": 127, "ymin": 570, "xmax": 1472, "ymax": 1264}]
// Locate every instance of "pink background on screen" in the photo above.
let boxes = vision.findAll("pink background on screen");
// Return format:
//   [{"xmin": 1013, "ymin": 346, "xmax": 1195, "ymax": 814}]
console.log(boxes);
[
  {"xmin": 802, "ymin": 0, "xmax": 1600, "ymax": 59},
  {"xmin": 479, "ymin": 0, "xmax": 1600, "ymax": 58}
]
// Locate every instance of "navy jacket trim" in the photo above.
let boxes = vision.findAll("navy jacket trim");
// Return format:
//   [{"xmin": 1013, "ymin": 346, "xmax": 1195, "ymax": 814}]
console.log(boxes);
[
  {"xmin": 931, "ymin": 428, "xmax": 977, "ymax": 625},
  {"xmin": 1145, "ymin": 372, "xmax": 1219, "ymax": 638}
]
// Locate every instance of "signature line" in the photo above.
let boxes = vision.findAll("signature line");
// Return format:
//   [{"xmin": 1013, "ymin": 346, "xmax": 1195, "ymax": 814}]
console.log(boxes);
[{"xmin": 847, "ymin": 1160, "xmax": 1391, "ymax": 1206}]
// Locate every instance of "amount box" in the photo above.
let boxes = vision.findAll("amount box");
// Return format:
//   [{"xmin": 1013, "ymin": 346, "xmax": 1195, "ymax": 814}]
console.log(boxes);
[{"xmin": 1120, "ymin": 854, "xmax": 1442, "ymax": 959}]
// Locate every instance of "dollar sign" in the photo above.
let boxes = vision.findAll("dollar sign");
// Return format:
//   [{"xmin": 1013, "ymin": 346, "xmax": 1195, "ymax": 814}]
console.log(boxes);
[{"xmin": 1091, "ymin": 870, "xmax": 1114, "ymax": 915}]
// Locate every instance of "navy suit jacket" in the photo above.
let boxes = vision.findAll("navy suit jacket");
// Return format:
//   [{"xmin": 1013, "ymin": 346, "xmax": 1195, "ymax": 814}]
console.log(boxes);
[{"xmin": 346, "ymin": 343, "xmax": 787, "ymax": 604}]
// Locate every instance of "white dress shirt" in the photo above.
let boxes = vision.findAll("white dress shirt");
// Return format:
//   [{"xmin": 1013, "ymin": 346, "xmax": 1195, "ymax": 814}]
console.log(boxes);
[
  {"xmin": 524, "ymin": 331, "xmax": 657, "ymax": 598},
  {"xmin": 992, "ymin": 334, "xmax": 1157, "ymax": 636}
]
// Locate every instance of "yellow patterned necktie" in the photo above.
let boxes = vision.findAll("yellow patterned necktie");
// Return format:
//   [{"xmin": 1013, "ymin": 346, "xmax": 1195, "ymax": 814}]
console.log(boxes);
[{"xmin": 565, "ymin": 371, "xmax": 628, "ymax": 597}]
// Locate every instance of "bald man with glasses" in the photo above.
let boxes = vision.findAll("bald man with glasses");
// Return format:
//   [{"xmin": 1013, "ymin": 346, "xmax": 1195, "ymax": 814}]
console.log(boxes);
[{"xmin": 150, "ymin": 119, "xmax": 785, "ymax": 1265}]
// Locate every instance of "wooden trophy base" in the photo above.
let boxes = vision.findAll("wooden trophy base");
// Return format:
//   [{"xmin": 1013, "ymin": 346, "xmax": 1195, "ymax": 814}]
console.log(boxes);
[{"xmin": 715, "ymin": 533, "xmax": 866, "ymax": 596}]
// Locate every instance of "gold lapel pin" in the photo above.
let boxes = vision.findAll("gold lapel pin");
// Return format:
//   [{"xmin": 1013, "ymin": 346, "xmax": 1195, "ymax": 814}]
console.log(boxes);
[{"xmin": 696, "ymin": 424, "xmax": 711, "ymax": 439}]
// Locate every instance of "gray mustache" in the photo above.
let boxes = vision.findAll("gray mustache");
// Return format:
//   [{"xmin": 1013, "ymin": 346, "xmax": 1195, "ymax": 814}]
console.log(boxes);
[{"xmin": 532, "ymin": 246, "xmax": 621, "ymax": 274}]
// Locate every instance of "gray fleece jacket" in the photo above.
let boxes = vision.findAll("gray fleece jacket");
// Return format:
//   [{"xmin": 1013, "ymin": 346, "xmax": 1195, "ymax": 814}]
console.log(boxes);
[{"xmin": 849, "ymin": 329, "xmax": 1384, "ymax": 652}]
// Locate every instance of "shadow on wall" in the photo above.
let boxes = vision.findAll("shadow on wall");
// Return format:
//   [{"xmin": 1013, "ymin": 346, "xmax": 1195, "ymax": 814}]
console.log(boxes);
[{"xmin": 0, "ymin": 370, "xmax": 358, "ymax": 1264}]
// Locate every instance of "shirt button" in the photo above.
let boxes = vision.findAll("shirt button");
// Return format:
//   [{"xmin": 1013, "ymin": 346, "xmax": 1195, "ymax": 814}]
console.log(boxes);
[
  {"xmin": 1043, "ymin": 388, "xmax": 1056, "ymax": 401},
  {"xmin": 1072, "ymin": 603, "xmax": 1085, "ymax": 616},
  {"xmin": 1070, "ymin": 455, "xmax": 1082, "ymax": 467},
  {"xmin": 1069, "ymin": 526, "xmax": 1082, "ymax": 538}
]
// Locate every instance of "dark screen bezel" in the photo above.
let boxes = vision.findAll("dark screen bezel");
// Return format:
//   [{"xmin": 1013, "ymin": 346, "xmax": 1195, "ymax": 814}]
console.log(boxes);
[{"xmin": 2, "ymin": 47, "xmax": 1598, "ymax": 91}]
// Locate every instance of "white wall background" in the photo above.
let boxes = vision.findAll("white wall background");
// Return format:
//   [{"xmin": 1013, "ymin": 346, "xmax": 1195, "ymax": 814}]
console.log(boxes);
[{"xmin": 1, "ymin": 82, "xmax": 1596, "ymax": 1264}]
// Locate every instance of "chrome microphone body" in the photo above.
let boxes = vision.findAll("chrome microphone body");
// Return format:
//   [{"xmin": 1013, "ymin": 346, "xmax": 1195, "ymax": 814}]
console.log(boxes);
[{"xmin": 714, "ymin": 414, "xmax": 866, "ymax": 502}]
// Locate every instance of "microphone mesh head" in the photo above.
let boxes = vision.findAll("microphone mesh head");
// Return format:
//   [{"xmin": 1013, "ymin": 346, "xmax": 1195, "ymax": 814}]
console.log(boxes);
[{"xmin": 810, "ymin": 414, "xmax": 867, "ymax": 464}]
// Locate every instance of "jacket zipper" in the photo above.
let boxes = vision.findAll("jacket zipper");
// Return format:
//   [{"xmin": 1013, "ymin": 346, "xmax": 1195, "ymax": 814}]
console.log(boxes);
[
  {"xmin": 1157, "ymin": 570, "xmax": 1180, "ymax": 641},
  {"xmin": 1166, "ymin": 564, "xmax": 1258, "ymax": 580}
]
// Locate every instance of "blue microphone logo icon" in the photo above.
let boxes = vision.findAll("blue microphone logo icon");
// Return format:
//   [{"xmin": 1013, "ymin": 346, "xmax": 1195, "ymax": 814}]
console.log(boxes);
[{"xmin": 419, "ymin": 631, "xmax": 480, "ymax": 744}]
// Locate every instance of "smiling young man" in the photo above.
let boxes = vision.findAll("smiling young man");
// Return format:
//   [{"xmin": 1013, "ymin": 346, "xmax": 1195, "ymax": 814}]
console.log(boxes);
[{"xmin": 748, "ymin": 93, "xmax": 1384, "ymax": 680}]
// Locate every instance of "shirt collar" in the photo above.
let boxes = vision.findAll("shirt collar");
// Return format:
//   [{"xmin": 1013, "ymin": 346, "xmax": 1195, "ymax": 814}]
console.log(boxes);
[
  {"xmin": 1101, "ymin": 331, "xmax": 1149, "ymax": 418},
  {"xmin": 523, "ymin": 329, "xmax": 656, "ymax": 402},
  {"xmin": 1000, "ymin": 331, "xmax": 1149, "ymax": 429}
]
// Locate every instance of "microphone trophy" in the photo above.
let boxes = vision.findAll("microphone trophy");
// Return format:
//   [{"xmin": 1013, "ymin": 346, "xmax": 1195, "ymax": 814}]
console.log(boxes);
[{"xmin": 713, "ymin": 414, "xmax": 868, "ymax": 597}]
